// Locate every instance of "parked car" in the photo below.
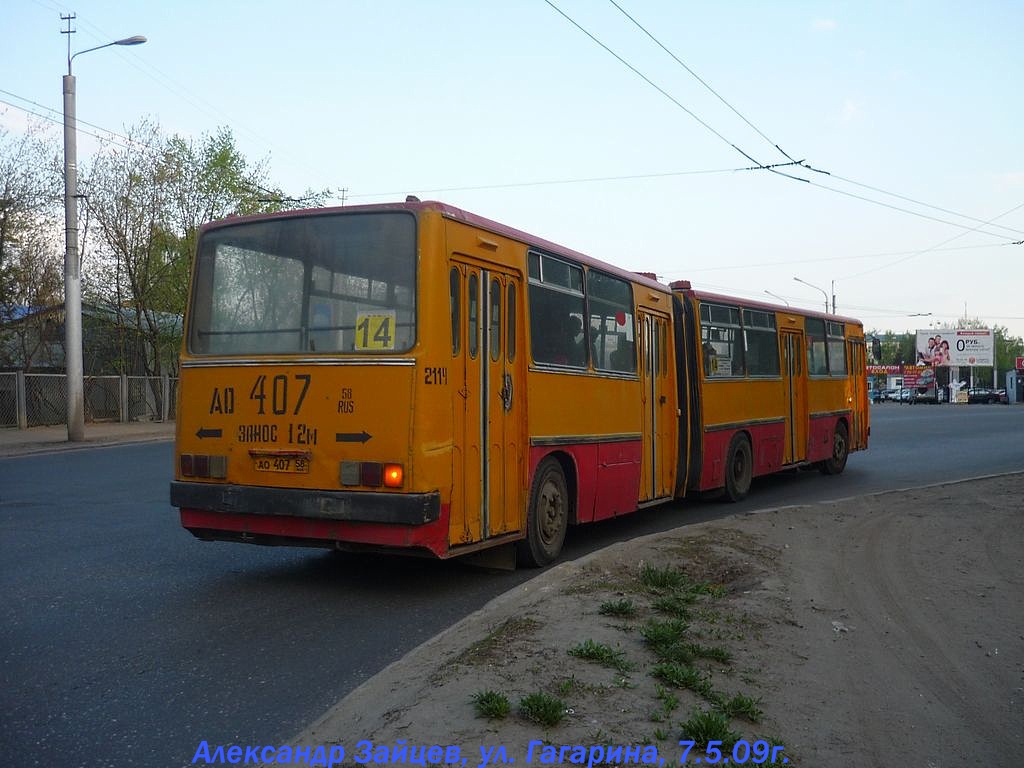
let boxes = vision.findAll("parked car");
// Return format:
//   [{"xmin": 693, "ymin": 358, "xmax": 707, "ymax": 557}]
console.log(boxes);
[{"xmin": 966, "ymin": 387, "xmax": 1006, "ymax": 404}]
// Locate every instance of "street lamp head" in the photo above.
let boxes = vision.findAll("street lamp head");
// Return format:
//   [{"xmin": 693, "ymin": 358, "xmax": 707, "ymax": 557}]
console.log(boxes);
[{"xmin": 69, "ymin": 35, "xmax": 147, "ymax": 71}]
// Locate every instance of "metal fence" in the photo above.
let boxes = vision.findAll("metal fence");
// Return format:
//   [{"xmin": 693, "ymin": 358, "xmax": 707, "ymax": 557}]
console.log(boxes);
[{"xmin": 0, "ymin": 372, "xmax": 178, "ymax": 429}]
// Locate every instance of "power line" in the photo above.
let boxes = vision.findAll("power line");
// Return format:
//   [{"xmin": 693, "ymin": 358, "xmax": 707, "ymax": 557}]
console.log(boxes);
[
  {"xmin": 0, "ymin": 97, "xmax": 159, "ymax": 156},
  {"xmin": 668, "ymin": 240, "xmax": 1021, "ymax": 275},
  {"xmin": 0, "ymin": 90, "xmax": 160, "ymax": 155},
  {"xmin": 607, "ymin": 0, "xmax": 794, "ymax": 164},
  {"xmin": 790, "ymin": 174, "xmax": 1024, "ymax": 239},
  {"xmin": 550, "ymin": 1, "xmax": 1024, "ymax": 240},
  {"xmin": 540, "ymin": 0, "xmax": 807, "ymax": 183},
  {"xmin": 816, "ymin": 170, "xmax": 1024, "ymax": 238},
  {"xmin": 345, "ymin": 166, "xmax": 749, "ymax": 200},
  {"xmin": 610, "ymin": 3, "xmax": 1024, "ymax": 238},
  {"xmin": 841, "ymin": 199, "xmax": 1024, "ymax": 279}
]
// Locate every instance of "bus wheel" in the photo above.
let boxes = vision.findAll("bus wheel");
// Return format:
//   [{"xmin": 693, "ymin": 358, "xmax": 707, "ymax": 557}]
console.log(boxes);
[
  {"xmin": 820, "ymin": 422, "xmax": 849, "ymax": 475},
  {"xmin": 724, "ymin": 434, "xmax": 752, "ymax": 502},
  {"xmin": 517, "ymin": 457, "xmax": 568, "ymax": 568}
]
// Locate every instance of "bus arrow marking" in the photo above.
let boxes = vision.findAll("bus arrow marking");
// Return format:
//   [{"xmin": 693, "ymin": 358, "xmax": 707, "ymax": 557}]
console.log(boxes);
[
  {"xmin": 335, "ymin": 431, "xmax": 372, "ymax": 444},
  {"xmin": 196, "ymin": 427, "xmax": 223, "ymax": 439}
]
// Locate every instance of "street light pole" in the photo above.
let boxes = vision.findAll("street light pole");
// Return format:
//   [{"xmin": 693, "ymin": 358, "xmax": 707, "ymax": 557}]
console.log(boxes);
[
  {"xmin": 61, "ymin": 14, "xmax": 145, "ymax": 441},
  {"xmin": 793, "ymin": 276, "xmax": 829, "ymax": 316},
  {"xmin": 764, "ymin": 290, "xmax": 790, "ymax": 307}
]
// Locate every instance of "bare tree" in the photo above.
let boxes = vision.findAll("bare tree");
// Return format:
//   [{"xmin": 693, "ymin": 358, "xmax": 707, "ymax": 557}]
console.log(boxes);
[
  {"xmin": 0, "ymin": 118, "xmax": 64, "ymax": 370},
  {"xmin": 81, "ymin": 120, "xmax": 286, "ymax": 378}
]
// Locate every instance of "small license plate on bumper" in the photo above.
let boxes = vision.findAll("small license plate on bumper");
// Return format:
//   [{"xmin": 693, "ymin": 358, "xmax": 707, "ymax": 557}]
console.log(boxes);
[{"xmin": 252, "ymin": 456, "xmax": 310, "ymax": 473}]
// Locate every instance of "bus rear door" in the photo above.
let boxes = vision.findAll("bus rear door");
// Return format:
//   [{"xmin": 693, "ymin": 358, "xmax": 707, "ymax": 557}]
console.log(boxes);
[{"xmin": 450, "ymin": 259, "xmax": 524, "ymax": 548}]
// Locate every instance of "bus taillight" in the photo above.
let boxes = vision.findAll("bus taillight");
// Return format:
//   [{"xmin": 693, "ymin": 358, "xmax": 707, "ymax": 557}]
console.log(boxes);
[
  {"xmin": 383, "ymin": 464, "xmax": 404, "ymax": 488},
  {"xmin": 179, "ymin": 454, "xmax": 227, "ymax": 479},
  {"xmin": 339, "ymin": 461, "xmax": 404, "ymax": 488}
]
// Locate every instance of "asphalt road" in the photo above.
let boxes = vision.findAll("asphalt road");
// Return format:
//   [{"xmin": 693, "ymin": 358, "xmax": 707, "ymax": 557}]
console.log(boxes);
[{"xmin": 1, "ymin": 404, "xmax": 1022, "ymax": 767}]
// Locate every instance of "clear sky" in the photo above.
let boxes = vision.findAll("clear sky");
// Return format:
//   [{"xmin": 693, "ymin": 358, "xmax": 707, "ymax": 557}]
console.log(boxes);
[{"xmin": 3, "ymin": 0, "xmax": 1022, "ymax": 340}]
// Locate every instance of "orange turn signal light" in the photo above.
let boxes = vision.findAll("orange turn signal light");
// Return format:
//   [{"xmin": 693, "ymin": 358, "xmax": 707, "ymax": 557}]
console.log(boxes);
[{"xmin": 383, "ymin": 463, "xmax": 404, "ymax": 488}]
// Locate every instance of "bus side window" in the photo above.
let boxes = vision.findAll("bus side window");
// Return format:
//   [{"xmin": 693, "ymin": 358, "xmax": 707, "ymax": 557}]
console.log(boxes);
[
  {"xmin": 468, "ymin": 273, "xmax": 479, "ymax": 359},
  {"xmin": 450, "ymin": 268, "xmax": 460, "ymax": 356},
  {"xmin": 507, "ymin": 283, "xmax": 516, "ymax": 362},
  {"xmin": 609, "ymin": 334, "xmax": 635, "ymax": 372}
]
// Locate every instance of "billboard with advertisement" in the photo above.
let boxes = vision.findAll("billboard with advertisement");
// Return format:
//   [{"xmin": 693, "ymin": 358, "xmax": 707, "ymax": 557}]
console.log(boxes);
[
  {"xmin": 916, "ymin": 329, "xmax": 994, "ymax": 367},
  {"xmin": 902, "ymin": 365, "xmax": 936, "ymax": 396}
]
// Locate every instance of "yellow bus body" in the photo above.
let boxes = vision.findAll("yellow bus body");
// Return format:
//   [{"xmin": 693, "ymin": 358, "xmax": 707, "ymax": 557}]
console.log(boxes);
[{"xmin": 171, "ymin": 202, "xmax": 867, "ymax": 565}]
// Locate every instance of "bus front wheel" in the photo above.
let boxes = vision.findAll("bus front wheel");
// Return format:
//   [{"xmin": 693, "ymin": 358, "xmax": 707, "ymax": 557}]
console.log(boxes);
[
  {"xmin": 517, "ymin": 457, "xmax": 569, "ymax": 568},
  {"xmin": 724, "ymin": 434, "xmax": 752, "ymax": 502},
  {"xmin": 820, "ymin": 422, "xmax": 849, "ymax": 475}
]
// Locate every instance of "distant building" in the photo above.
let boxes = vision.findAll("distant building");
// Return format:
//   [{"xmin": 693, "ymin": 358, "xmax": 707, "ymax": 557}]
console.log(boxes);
[{"xmin": 0, "ymin": 303, "xmax": 181, "ymax": 376}]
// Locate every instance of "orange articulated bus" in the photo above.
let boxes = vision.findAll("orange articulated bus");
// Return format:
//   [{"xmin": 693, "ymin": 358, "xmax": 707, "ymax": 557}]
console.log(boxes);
[
  {"xmin": 170, "ymin": 201, "xmax": 867, "ymax": 566},
  {"xmin": 669, "ymin": 283, "xmax": 869, "ymax": 503}
]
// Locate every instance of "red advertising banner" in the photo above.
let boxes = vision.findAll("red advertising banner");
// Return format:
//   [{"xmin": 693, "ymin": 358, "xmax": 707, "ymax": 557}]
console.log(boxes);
[
  {"xmin": 1016, "ymin": 356, "xmax": 1024, "ymax": 370},
  {"xmin": 902, "ymin": 365, "xmax": 936, "ymax": 392}
]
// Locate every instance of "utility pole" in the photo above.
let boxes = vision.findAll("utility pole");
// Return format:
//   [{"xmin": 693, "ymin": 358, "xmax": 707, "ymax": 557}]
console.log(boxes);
[{"xmin": 60, "ymin": 15, "xmax": 146, "ymax": 441}]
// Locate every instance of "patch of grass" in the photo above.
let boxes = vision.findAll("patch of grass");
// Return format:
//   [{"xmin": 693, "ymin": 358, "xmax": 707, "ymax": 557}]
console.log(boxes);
[
  {"xmin": 714, "ymin": 692, "xmax": 763, "ymax": 723},
  {"xmin": 652, "ymin": 593, "xmax": 695, "ymax": 618},
  {"xmin": 641, "ymin": 619, "xmax": 696, "ymax": 664},
  {"xmin": 556, "ymin": 675, "xmax": 588, "ymax": 697},
  {"xmin": 651, "ymin": 662, "xmax": 714, "ymax": 698},
  {"xmin": 471, "ymin": 690, "xmax": 510, "ymax": 720},
  {"xmin": 688, "ymin": 643, "xmax": 733, "ymax": 665},
  {"xmin": 691, "ymin": 582, "xmax": 728, "ymax": 598},
  {"xmin": 678, "ymin": 708, "xmax": 739, "ymax": 748},
  {"xmin": 693, "ymin": 606, "xmax": 722, "ymax": 624},
  {"xmin": 655, "ymin": 685, "xmax": 680, "ymax": 713},
  {"xmin": 568, "ymin": 639, "xmax": 632, "ymax": 673},
  {"xmin": 519, "ymin": 692, "xmax": 566, "ymax": 727},
  {"xmin": 641, "ymin": 618, "xmax": 689, "ymax": 646},
  {"xmin": 599, "ymin": 598, "xmax": 638, "ymax": 618},
  {"xmin": 639, "ymin": 564, "xmax": 689, "ymax": 591},
  {"xmin": 653, "ymin": 727, "xmax": 669, "ymax": 741}
]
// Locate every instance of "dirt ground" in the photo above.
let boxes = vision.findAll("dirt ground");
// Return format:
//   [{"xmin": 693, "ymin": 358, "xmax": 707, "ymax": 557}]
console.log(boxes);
[{"xmin": 278, "ymin": 474, "xmax": 1023, "ymax": 767}]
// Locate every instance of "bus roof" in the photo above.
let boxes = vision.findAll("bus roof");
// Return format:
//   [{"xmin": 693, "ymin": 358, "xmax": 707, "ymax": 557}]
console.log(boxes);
[
  {"xmin": 675, "ymin": 284, "xmax": 863, "ymax": 328},
  {"xmin": 200, "ymin": 200, "xmax": 670, "ymax": 295}
]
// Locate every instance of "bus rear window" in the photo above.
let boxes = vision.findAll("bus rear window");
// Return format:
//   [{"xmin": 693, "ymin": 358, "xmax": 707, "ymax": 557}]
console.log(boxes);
[{"xmin": 188, "ymin": 212, "xmax": 416, "ymax": 355}]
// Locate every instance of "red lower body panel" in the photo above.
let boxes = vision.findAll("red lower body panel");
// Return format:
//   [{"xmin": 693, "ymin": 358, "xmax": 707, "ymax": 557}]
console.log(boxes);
[{"xmin": 180, "ymin": 505, "xmax": 451, "ymax": 558}]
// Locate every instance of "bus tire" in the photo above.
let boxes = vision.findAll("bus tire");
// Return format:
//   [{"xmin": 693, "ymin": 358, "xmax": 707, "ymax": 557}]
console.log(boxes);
[
  {"xmin": 723, "ymin": 434, "xmax": 752, "ymax": 502},
  {"xmin": 820, "ymin": 422, "xmax": 849, "ymax": 475},
  {"xmin": 517, "ymin": 457, "xmax": 569, "ymax": 568}
]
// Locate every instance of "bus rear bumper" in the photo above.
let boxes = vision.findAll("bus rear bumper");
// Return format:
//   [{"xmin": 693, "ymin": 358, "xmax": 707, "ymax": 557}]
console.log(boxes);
[{"xmin": 169, "ymin": 481, "xmax": 440, "ymax": 525}]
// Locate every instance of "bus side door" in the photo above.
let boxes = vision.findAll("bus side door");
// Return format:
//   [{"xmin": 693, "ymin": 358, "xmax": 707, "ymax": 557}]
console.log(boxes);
[
  {"xmin": 781, "ymin": 330, "xmax": 808, "ymax": 464},
  {"xmin": 638, "ymin": 310, "xmax": 674, "ymax": 502},
  {"xmin": 848, "ymin": 338, "xmax": 868, "ymax": 449},
  {"xmin": 450, "ymin": 259, "xmax": 524, "ymax": 546}
]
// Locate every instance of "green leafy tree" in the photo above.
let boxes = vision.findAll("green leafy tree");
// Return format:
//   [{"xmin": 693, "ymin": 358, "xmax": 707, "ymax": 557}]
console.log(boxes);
[{"xmin": 866, "ymin": 329, "xmax": 915, "ymax": 366}]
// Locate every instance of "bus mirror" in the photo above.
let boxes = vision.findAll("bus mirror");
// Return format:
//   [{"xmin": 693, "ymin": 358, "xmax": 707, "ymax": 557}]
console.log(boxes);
[{"xmin": 871, "ymin": 338, "xmax": 881, "ymax": 362}]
